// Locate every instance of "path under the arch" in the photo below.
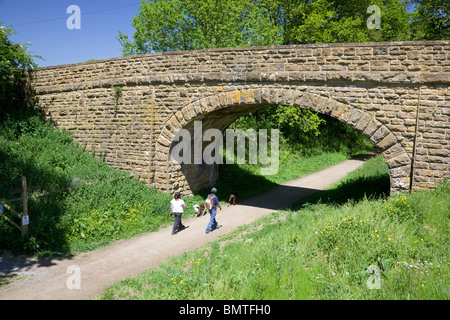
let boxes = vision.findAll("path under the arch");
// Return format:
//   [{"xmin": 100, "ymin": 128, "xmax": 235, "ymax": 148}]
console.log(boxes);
[{"xmin": 0, "ymin": 157, "xmax": 367, "ymax": 300}]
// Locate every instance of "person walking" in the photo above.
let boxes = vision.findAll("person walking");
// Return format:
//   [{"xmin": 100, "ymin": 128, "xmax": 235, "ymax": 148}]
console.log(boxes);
[
  {"xmin": 170, "ymin": 192, "xmax": 188, "ymax": 235},
  {"xmin": 205, "ymin": 187, "xmax": 222, "ymax": 234}
]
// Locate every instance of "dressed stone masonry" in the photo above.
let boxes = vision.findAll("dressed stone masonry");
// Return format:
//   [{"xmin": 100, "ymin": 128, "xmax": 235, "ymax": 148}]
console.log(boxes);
[{"xmin": 32, "ymin": 40, "xmax": 449, "ymax": 195}]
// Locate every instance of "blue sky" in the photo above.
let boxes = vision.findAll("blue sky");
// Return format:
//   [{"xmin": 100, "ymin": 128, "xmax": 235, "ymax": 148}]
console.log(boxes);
[{"xmin": 0, "ymin": 0, "xmax": 141, "ymax": 67}]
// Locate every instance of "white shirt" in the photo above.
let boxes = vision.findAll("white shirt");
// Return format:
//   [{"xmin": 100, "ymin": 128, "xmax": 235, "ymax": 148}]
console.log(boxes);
[{"xmin": 170, "ymin": 198, "xmax": 185, "ymax": 213}]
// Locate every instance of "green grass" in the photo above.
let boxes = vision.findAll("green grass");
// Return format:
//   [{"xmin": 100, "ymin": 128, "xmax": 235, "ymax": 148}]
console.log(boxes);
[
  {"xmin": 289, "ymin": 154, "xmax": 391, "ymax": 209},
  {"xmin": 98, "ymin": 158, "xmax": 449, "ymax": 300}
]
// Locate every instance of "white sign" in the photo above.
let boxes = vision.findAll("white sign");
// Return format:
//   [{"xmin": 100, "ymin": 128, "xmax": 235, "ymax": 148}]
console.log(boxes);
[{"xmin": 22, "ymin": 215, "xmax": 29, "ymax": 226}]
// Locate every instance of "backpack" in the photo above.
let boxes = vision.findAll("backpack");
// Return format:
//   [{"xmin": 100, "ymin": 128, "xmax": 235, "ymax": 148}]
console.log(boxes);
[{"xmin": 205, "ymin": 194, "xmax": 215, "ymax": 210}]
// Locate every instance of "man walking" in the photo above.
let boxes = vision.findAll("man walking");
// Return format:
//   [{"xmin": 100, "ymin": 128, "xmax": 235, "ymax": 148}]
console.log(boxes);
[{"xmin": 205, "ymin": 187, "xmax": 222, "ymax": 234}]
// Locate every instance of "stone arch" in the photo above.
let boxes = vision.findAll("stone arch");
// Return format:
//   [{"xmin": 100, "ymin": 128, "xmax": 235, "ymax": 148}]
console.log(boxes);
[{"xmin": 155, "ymin": 87, "xmax": 411, "ymax": 195}]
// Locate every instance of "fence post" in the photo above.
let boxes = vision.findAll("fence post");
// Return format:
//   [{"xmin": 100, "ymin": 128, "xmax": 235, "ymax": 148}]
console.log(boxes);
[{"xmin": 21, "ymin": 176, "xmax": 29, "ymax": 237}]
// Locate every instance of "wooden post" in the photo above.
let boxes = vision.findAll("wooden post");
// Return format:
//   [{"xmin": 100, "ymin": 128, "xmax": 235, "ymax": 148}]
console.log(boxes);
[{"xmin": 21, "ymin": 176, "xmax": 29, "ymax": 237}]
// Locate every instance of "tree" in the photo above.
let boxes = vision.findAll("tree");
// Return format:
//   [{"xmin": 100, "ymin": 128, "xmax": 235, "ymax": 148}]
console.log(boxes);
[
  {"xmin": 0, "ymin": 23, "xmax": 38, "ymax": 114},
  {"xmin": 120, "ymin": 0, "xmax": 412, "ymax": 54},
  {"xmin": 409, "ymin": 0, "xmax": 449, "ymax": 40},
  {"xmin": 118, "ymin": 0, "xmax": 282, "ymax": 55}
]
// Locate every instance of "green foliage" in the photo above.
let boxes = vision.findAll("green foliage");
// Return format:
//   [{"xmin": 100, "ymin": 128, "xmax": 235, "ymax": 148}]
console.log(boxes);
[
  {"xmin": 0, "ymin": 23, "xmax": 40, "ymax": 114},
  {"xmin": 383, "ymin": 194, "xmax": 421, "ymax": 222},
  {"xmin": 276, "ymin": 106, "xmax": 325, "ymax": 136},
  {"xmin": 118, "ymin": 0, "xmax": 282, "ymax": 55},
  {"xmin": 119, "ymin": 0, "xmax": 420, "ymax": 55},
  {"xmin": 409, "ymin": 0, "xmax": 449, "ymax": 40},
  {"xmin": 231, "ymin": 106, "xmax": 376, "ymax": 158}
]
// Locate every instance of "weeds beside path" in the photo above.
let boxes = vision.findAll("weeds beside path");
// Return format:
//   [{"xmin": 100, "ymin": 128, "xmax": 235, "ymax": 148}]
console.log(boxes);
[{"xmin": 0, "ymin": 157, "xmax": 367, "ymax": 300}]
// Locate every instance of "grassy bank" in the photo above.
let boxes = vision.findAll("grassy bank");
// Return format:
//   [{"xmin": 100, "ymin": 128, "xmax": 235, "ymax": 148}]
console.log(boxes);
[
  {"xmin": 98, "ymin": 157, "xmax": 448, "ymax": 300},
  {"xmin": 0, "ymin": 114, "xmax": 204, "ymax": 255}
]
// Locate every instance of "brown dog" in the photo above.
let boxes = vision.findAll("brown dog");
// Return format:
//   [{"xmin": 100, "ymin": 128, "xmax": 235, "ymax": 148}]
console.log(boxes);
[
  {"xmin": 193, "ymin": 204, "xmax": 207, "ymax": 217},
  {"xmin": 227, "ymin": 192, "xmax": 239, "ymax": 207}
]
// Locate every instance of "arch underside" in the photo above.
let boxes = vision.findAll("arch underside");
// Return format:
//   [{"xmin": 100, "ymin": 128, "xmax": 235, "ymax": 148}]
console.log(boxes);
[{"xmin": 155, "ymin": 88, "xmax": 411, "ymax": 195}]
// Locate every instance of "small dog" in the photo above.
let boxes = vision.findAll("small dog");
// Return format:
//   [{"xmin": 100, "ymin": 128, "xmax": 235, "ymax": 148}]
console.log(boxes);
[
  {"xmin": 193, "ymin": 204, "xmax": 207, "ymax": 217},
  {"xmin": 227, "ymin": 192, "xmax": 239, "ymax": 207}
]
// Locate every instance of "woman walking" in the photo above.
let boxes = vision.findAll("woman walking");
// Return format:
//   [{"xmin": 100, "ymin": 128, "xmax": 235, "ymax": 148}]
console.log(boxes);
[
  {"xmin": 170, "ymin": 192, "xmax": 189, "ymax": 235},
  {"xmin": 205, "ymin": 187, "xmax": 222, "ymax": 234}
]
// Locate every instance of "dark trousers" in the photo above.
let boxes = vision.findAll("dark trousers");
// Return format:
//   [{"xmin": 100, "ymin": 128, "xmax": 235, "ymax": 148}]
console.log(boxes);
[{"xmin": 172, "ymin": 212, "xmax": 183, "ymax": 233}]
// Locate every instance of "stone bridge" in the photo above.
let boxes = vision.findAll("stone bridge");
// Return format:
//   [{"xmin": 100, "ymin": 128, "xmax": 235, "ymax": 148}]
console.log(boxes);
[{"xmin": 32, "ymin": 40, "xmax": 449, "ymax": 195}]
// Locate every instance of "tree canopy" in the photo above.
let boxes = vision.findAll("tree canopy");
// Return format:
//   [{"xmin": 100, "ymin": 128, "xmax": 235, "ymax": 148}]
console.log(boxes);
[
  {"xmin": 0, "ymin": 23, "xmax": 39, "ymax": 114},
  {"xmin": 118, "ymin": 0, "xmax": 448, "ymax": 55}
]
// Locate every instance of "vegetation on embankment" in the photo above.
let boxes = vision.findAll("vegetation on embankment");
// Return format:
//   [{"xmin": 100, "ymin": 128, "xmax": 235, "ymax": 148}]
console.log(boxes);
[{"xmin": 0, "ymin": 112, "xmax": 185, "ymax": 254}]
